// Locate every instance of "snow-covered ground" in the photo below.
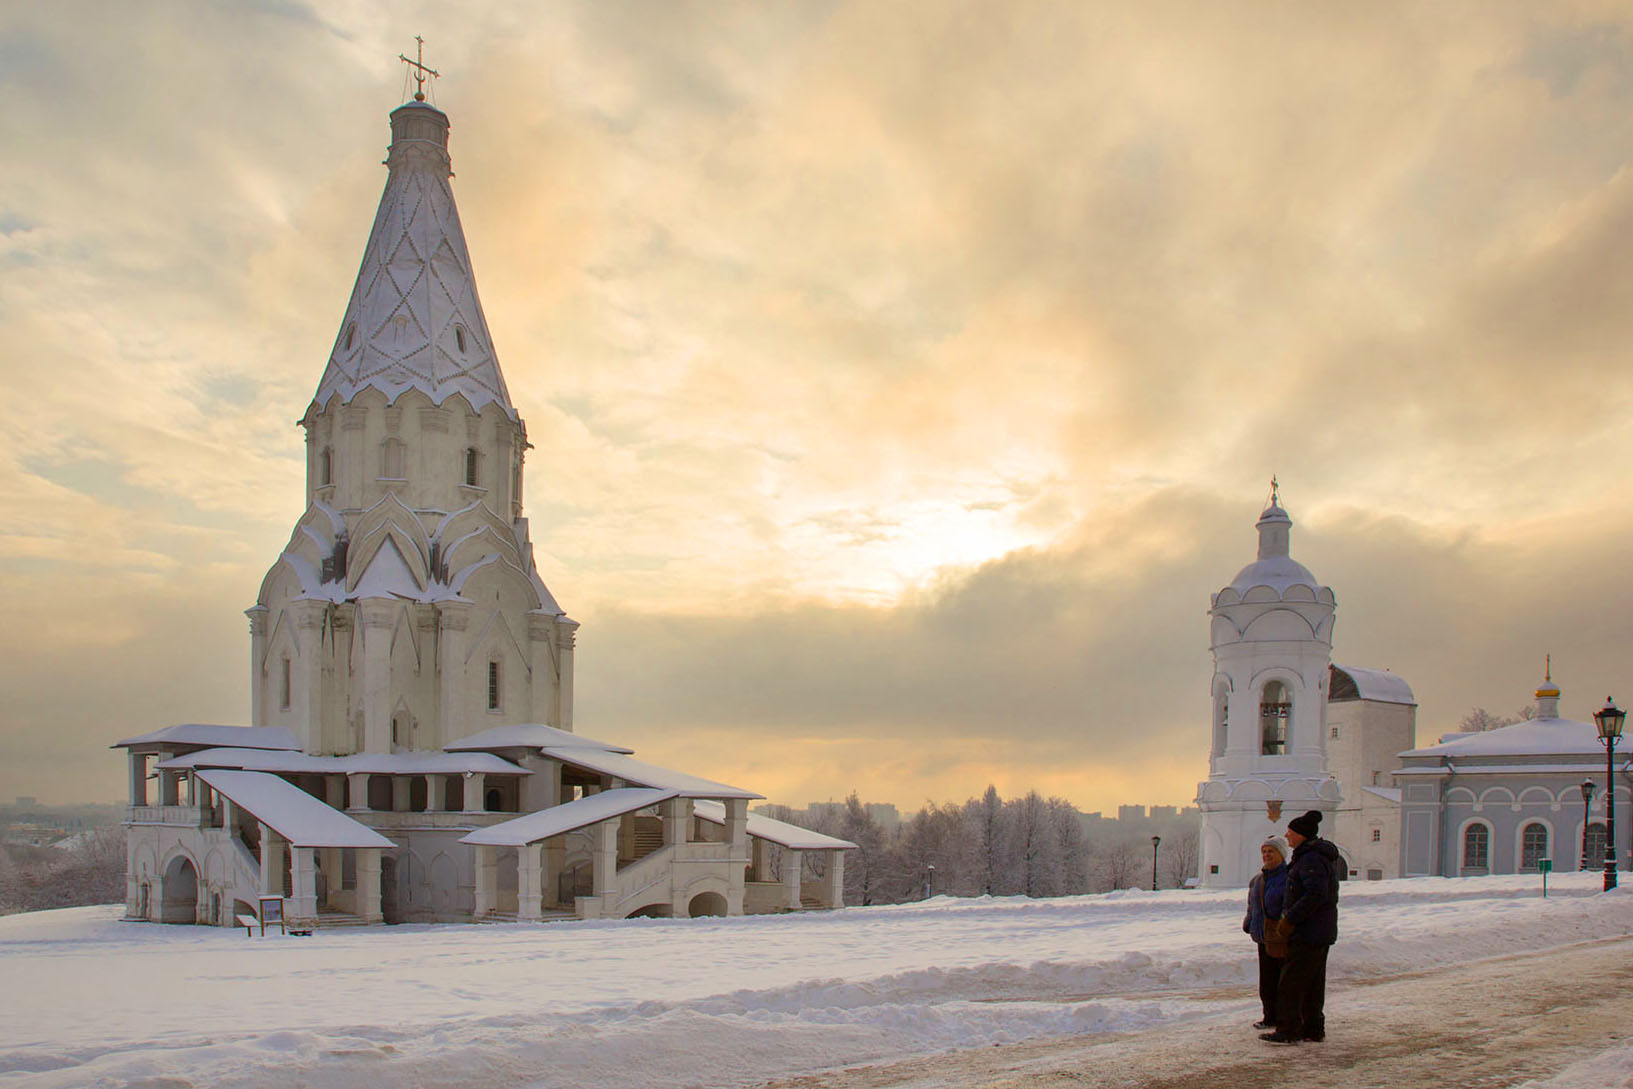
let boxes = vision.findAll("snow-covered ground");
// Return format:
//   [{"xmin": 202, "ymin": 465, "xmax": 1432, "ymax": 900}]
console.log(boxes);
[{"xmin": 2, "ymin": 872, "xmax": 1629, "ymax": 1089}]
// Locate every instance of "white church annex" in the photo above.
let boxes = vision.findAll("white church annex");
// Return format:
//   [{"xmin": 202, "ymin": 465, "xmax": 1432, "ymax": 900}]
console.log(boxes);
[
  {"xmin": 116, "ymin": 90, "xmax": 853, "ymax": 929},
  {"xmin": 1196, "ymin": 488, "xmax": 1416, "ymax": 887}
]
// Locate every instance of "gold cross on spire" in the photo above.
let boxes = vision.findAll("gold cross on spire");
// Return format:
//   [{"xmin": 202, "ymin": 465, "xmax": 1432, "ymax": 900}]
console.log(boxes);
[
  {"xmin": 399, "ymin": 36, "xmax": 440, "ymax": 102},
  {"xmin": 1270, "ymin": 474, "xmax": 1280, "ymax": 506}
]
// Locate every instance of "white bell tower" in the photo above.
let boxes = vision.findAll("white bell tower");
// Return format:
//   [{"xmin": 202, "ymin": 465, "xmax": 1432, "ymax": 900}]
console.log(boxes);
[{"xmin": 1197, "ymin": 484, "xmax": 1341, "ymax": 887}]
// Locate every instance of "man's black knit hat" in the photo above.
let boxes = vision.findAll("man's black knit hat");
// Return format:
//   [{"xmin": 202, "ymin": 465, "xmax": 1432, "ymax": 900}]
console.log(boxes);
[{"xmin": 1288, "ymin": 810, "xmax": 1322, "ymax": 838}]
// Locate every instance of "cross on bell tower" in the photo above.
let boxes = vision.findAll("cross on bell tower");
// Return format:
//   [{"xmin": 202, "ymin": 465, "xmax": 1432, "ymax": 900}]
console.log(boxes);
[{"xmin": 398, "ymin": 36, "xmax": 440, "ymax": 102}]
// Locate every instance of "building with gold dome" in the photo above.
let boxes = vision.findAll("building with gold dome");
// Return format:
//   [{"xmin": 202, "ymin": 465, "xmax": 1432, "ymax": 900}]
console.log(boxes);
[{"xmin": 1396, "ymin": 670, "xmax": 1631, "ymax": 876}]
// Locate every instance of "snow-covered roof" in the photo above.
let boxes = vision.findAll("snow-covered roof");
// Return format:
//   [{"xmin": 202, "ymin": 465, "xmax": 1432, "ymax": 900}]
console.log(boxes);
[
  {"xmin": 446, "ymin": 723, "xmax": 634, "ymax": 755},
  {"xmin": 1330, "ymin": 665, "xmax": 1416, "ymax": 706},
  {"xmin": 693, "ymin": 800, "xmax": 857, "ymax": 851},
  {"xmin": 155, "ymin": 748, "xmax": 527, "ymax": 776},
  {"xmin": 311, "ymin": 102, "xmax": 514, "ymax": 420},
  {"xmin": 542, "ymin": 747, "xmax": 763, "ymax": 800},
  {"xmin": 1359, "ymin": 785, "xmax": 1402, "ymax": 804},
  {"xmin": 196, "ymin": 770, "xmax": 395, "ymax": 849},
  {"xmin": 1401, "ymin": 714, "xmax": 1611, "ymax": 759},
  {"xmin": 112, "ymin": 725, "xmax": 299, "ymax": 752},
  {"xmin": 460, "ymin": 787, "xmax": 676, "ymax": 846}
]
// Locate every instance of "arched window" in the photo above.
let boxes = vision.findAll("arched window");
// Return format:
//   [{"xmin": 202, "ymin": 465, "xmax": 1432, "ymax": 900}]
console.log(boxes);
[
  {"xmin": 319, "ymin": 447, "xmax": 333, "ymax": 487},
  {"xmin": 381, "ymin": 438, "xmax": 405, "ymax": 479},
  {"xmin": 1213, "ymin": 689, "xmax": 1228, "ymax": 756},
  {"xmin": 464, "ymin": 447, "xmax": 480, "ymax": 487},
  {"xmin": 1260, "ymin": 681, "xmax": 1290, "ymax": 755},
  {"xmin": 1585, "ymin": 822, "xmax": 1608, "ymax": 870},
  {"xmin": 1520, "ymin": 822, "xmax": 1548, "ymax": 871},
  {"xmin": 1463, "ymin": 823, "xmax": 1489, "ymax": 872}
]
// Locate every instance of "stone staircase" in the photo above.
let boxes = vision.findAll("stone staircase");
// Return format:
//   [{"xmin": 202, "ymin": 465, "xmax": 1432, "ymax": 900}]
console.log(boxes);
[{"xmin": 317, "ymin": 911, "xmax": 370, "ymax": 928}]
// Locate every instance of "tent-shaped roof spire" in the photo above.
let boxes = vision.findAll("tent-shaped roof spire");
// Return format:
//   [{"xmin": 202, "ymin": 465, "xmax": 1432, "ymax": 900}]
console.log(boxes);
[{"xmin": 311, "ymin": 93, "xmax": 515, "ymax": 419}]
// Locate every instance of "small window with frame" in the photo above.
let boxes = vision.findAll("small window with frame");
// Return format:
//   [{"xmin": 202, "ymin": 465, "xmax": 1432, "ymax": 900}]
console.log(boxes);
[{"xmin": 487, "ymin": 660, "xmax": 501, "ymax": 711}]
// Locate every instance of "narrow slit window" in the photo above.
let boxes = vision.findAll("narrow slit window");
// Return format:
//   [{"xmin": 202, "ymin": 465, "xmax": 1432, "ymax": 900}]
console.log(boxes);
[
  {"xmin": 344, "ymin": 323, "xmax": 356, "ymax": 351},
  {"xmin": 279, "ymin": 658, "xmax": 291, "ymax": 711},
  {"xmin": 319, "ymin": 447, "xmax": 333, "ymax": 487},
  {"xmin": 487, "ymin": 660, "xmax": 501, "ymax": 711},
  {"xmin": 455, "ymin": 324, "xmax": 467, "ymax": 353},
  {"xmin": 465, "ymin": 447, "xmax": 480, "ymax": 486}
]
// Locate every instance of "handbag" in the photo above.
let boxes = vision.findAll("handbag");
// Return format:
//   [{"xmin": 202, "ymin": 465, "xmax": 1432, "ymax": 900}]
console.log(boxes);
[{"xmin": 1263, "ymin": 888, "xmax": 1290, "ymax": 958}]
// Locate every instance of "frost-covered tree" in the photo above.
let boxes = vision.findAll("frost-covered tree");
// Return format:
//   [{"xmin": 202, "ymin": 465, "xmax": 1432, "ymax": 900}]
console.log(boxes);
[{"xmin": 1458, "ymin": 705, "xmax": 1536, "ymax": 732}]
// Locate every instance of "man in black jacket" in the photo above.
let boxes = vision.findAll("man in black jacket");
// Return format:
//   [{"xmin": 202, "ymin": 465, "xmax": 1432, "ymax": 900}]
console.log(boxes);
[{"xmin": 1261, "ymin": 809, "xmax": 1339, "ymax": 1044}]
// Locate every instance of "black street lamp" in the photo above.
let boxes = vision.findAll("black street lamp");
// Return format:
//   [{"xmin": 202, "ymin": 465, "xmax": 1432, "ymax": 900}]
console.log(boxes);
[
  {"xmin": 1593, "ymin": 698, "xmax": 1625, "ymax": 892},
  {"xmin": 1150, "ymin": 835, "xmax": 1161, "ymax": 892},
  {"xmin": 924, "ymin": 863, "xmax": 936, "ymax": 901},
  {"xmin": 1581, "ymin": 779, "xmax": 1596, "ymax": 871}
]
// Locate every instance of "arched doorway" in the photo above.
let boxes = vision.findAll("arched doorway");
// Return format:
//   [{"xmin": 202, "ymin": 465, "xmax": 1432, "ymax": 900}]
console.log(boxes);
[
  {"xmin": 159, "ymin": 855, "xmax": 198, "ymax": 924},
  {"xmin": 687, "ymin": 890, "xmax": 728, "ymax": 918}
]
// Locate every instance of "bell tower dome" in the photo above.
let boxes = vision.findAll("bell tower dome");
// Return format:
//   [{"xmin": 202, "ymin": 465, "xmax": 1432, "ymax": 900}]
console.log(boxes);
[{"xmin": 1197, "ymin": 484, "xmax": 1342, "ymax": 887}]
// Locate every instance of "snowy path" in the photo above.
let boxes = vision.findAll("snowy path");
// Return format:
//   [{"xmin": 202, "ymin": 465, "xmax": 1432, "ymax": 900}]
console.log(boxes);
[
  {"xmin": 756, "ymin": 936, "xmax": 1633, "ymax": 1089},
  {"xmin": 0, "ymin": 873, "xmax": 1628, "ymax": 1088}
]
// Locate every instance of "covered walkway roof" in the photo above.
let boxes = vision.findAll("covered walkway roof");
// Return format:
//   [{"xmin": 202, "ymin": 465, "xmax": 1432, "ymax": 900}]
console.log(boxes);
[
  {"xmin": 543, "ymin": 747, "xmax": 761, "ymax": 800},
  {"xmin": 692, "ymin": 800, "xmax": 857, "ymax": 850},
  {"xmin": 460, "ymin": 787, "xmax": 676, "ymax": 847},
  {"xmin": 197, "ymin": 770, "xmax": 394, "ymax": 849}
]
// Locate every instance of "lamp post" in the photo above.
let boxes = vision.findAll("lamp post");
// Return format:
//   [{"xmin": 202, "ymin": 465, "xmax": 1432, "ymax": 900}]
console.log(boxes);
[
  {"xmin": 1593, "ymin": 698, "xmax": 1625, "ymax": 891},
  {"xmin": 1150, "ymin": 835, "xmax": 1161, "ymax": 892},
  {"xmin": 1581, "ymin": 780, "xmax": 1596, "ymax": 871},
  {"xmin": 924, "ymin": 863, "xmax": 936, "ymax": 901}
]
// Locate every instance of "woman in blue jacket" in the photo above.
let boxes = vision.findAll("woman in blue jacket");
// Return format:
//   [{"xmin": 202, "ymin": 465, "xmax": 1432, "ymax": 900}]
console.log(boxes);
[{"xmin": 1242, "ymin": 836, "xmax": 1290, "ymax": 1030}]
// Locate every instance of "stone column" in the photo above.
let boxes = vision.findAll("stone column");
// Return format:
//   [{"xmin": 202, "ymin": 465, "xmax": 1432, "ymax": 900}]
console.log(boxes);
[
  {"xmin": 359, "ymin": 599, "xmax": 396, "ymax": 754},
  {"xmin": 246, "ymin": 604, "xmax": 268, "ymax": 725},
  {"xmin": 465, "ymin": 773, "xmax": 487, "ymax": 813},
  {"xmin": 555, "ymin": 619, "xmax": 579, "ymax": 730},
  {"xmin": 619, "ymin": 810, "xmax": 636, "ymax": 861},
  {"xmin": 782, "ymin": 848, "xmax": 803, "ymax": 910},
  {"xmin": 820, "ymin": 850, "xmax": 845, "ymax": 909},
  {"xmin": 724, "ymin": 798, "xmax": 749, "ymax": 856},
  {"xmin": 662, "ymin": 797, "xmax": 687, "ymax": 846},
  {"xmin": 438, "ymin": 602, "xmax": 472, "ymax": 746},
  {"xmin": 473, "ymin": 845, "xmax": 497, "ymax": 915},
  {"xmin": 158, "ymin": 756, "xmax": 181, "ymax": 806},
  {"xmin": 391, "ymin": 776, "xmax": 411, "ymax": 812},
  {"xmin": 591, "ymin": 819, "xmax": 618, "ymax": 901},
  {"xmin": 347, "ymin": 773, "xmax": 371, "ymax": 811},
  {"xmin": 221, "ymin": 797, "xmax": 236, "ymax": 836},
  {"xmin": 542, "ymin": 837, "xmax": 562, "ymax": 909},
  {"xmin": 529, "ymin": 613, "xmax": 557, "ymax": 726},
  {"xmin": 357, "ymin": 848, "xmax": 383, "ymax": 924},
  {"xmin": 427, "ymin": 775, "xmax": 446, "ymax": 813},
  {"xmin": 124, "ymin": 837, "xmax": 141, "ymax": 919},
  {"xmin": 289, "ymin": 598, "xmax": 327, "ymax": 749},
  {"xmin": 259, "ymin": 825, "xmax": 285, "ymax": 898},
  {"xmin": 752, "ymin": 837, "xmax": 772, "ymax": 882},
  {"xmin": 325, "ymin": 776, "xmax": 346, "ymax": 810},
  {"xmin": 518, "ymin": 843, "xmax": 543, "ymax": 921},
  {"xmin": 128, "ymin": 751, "xmax": 148, "ymax": 807},
  {"xmin": 290, "ymin": 847, "xmax": 318, "ymax": 922}
]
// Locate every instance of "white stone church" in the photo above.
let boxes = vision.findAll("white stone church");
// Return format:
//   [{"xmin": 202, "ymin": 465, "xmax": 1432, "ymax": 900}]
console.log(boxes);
[
  {"xmin": 1196, "ymin": 491, "xmax": 1416, "ymax": 887},
  {"xmin": 116, "ymin": 95, "xmax": 852, "ymax": 929}
]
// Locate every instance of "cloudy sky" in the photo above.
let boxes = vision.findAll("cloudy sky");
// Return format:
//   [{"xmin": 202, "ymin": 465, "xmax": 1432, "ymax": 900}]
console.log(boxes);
[{"xmin": 4, "ymin": 1, "xmax": 1633, "ymax": 812}]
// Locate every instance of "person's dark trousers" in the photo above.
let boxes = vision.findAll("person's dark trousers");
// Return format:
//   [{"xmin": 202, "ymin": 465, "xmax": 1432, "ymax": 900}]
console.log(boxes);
[
  {"xmin": 1276, "ymin": 941, "xmax": 1329, "ymax": 1039},
  {"xmin": 1257, "ymin": 944, "xmax": 1281, "ymax": 1023}
]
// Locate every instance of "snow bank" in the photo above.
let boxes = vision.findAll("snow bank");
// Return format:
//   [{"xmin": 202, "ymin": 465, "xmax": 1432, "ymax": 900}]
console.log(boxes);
[{"xmin": 1, "ymin": 873, "xmax": 1627, "ymax": 1088}]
